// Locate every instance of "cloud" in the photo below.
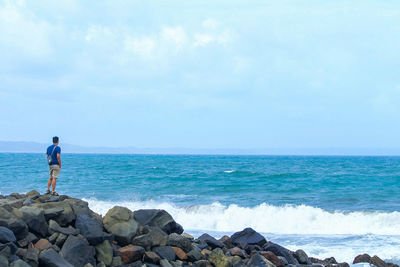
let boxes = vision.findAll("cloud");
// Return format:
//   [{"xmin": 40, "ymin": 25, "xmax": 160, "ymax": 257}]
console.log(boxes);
[
  {"xmin": 124, "ymin": 36, "xmax": 156, "ymax": 58},
  {"xmin": 161, "ymin": 26, "xmax": 187, "ymax": 48},
  {"xmin": 193, "ymin": 30, "xmax": 232, "ymax": 47},
  {"xmin": 202, "ymin": 18, "xmax": 218, "ymax": 29},
  {"xmin": 85, "ymin": 25, "xmax": 112, "ymax": 42}
]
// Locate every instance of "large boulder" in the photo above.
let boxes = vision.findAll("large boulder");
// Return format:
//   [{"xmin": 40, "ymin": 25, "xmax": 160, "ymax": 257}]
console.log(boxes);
[
  {"xmin": 370, "ymin": 256, "xmax": 386, "ymax": 267},
  {"xmin": 259, "ymin": 252, "xmax": 284, "ymax": 267},
  {"xmin": 131, "ymin": 226, "xmax": 168, "ymax": 250},
  {"xmin": 247, "ymin": 253, "xmax": 276, "ymax": 267},
  {"xmin": 48, "ymin": 220, "xmax": 79, "ymax": 236},
  {"xmin": 39, "ymin": 248, "xmax": 74, "ymax": 267},
  {"xmin": 34, "ymin": 201, "xmax": 75, "ymax": 227},
  {"xmin": 167, "ymin": 233, "xmax": 192, "ymax": 253},
  {"xmin": 353, "ymin": 254, "xmax": 371, "ymax": 264},
  {"xmin": 103, "ymin": 206, "xmax": 139, "ymax": 246},
  {"xmin": 264, "ymin": 243, "xmax": 298, "ymax": 265},
  {"xmin": 95, "ymin": 240, "xmax": 113, "ymax": 267},
  {"xmin": 294, "ymin": 249, "xmax": 311, "ymax": 265},
  {"xmin": 60, "ymin": 235, "xmax": 96, "ymax": 267},
  {"xmin": 18, "ymin": 206, "xmax": 48, "ymax": 237},
  {"xmin": 197, "ymin": 233, "xmax": 224, "ymax": 249},
  {"xmin": 0, "ymin": 208, "xmax": 29, "ymax": 240},
  {"xmin": 187, "ymin": 245, "xmax": 204, "ymax": 262},
  {"xmin": 118, "ymin": 245, "xmax": 145, "ymax": 264},
  {"xmin": 0, "ymin": 226, "xmax": 16, "ymax": 243},
  {"xmin": 75, "ymin": 213, "xmax": 112, "ymax": 245},
  {"xmin": 231, "ymin": 228, "xmax": 266, "ymax": 248},
  {"xmin": 134, "ymin": 209, "xmax": 184, "ymax": 235}
]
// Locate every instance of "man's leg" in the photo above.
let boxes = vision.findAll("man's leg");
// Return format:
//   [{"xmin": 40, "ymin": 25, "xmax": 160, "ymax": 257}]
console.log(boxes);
[
  {"xmin": 51, "ymin": 178, "xmax": 57, "ymax": 193},
  {"xmin": 47, "ymin": 178, "xmax": 52, "ymax": 192}
]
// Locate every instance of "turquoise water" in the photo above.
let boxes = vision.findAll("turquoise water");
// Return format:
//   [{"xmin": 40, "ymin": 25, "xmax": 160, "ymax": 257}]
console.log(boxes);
[{"xmin": 1, "ymin": 153, "xmax": 400, "ymax": 262}]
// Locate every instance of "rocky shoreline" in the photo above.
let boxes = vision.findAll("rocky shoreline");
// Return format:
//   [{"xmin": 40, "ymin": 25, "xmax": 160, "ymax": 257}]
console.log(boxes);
[{"xmin": 0, "ymin": 191, "xmax": 397, "ymax": 267}]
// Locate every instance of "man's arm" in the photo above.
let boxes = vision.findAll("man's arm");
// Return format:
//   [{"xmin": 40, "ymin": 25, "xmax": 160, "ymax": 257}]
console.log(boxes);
[{"xmin": 57, "ymin": 153, "xmax": 62, "ymax": 168}]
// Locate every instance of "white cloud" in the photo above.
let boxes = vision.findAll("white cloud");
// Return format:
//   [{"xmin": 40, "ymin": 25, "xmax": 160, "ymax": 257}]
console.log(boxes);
[
  {"xmin": 161, "ymin": 26, "xmax": 187, "ymax": 47},
  {"xmin": 194, "ymin": 33, "xmax": 214, "ymax": 46},
  {"xmin": 202, "ymin": 18, "xmax": 218, "ymax": 29},
  {"xmin": 85, "ymin": 25, "xmax": 112, "ymax": 42},
  {"xmin": 193, "ymin": 30, "xmax": 232, "ymax": 47},
  {"xmin": 124, "ymin": 36, "xmax": 156, "ymax": 58}
]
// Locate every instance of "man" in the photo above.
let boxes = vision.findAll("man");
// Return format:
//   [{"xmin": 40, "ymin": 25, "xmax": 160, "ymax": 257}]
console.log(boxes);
[{"xmin": 46, "ymin": 136, "xmax": 61, "ymax": 196}]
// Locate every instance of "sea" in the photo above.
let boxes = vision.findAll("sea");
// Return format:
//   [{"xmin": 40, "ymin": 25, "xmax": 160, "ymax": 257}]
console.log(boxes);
[{"xmin": 1, "ymin": 153, "xmax": 400, "ymax": 264}]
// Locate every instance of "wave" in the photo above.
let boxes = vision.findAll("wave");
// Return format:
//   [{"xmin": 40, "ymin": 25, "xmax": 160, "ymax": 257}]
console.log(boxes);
[{"xmin": 84, "ymin": 199, "xmax": 400, "ymax": 236}]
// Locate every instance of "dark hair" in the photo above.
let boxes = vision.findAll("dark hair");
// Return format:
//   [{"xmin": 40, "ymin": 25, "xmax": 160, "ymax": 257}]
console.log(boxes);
[{"xmin": 53, "ymin": 136, "xmax": 59, "ymax": 143}]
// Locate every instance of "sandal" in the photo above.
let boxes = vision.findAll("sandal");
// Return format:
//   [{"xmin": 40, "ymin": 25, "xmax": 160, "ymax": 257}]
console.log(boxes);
[
  {"xmin": 51, "ymin": 192, "xmax": 59, "ymax": 196},
  {"xmin": 45, "ymin": 190, "xmax": 50, "ymax": 194}
]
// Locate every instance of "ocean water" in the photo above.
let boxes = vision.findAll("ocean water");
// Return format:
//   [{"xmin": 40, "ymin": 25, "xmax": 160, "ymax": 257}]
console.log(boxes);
[{"xmin": 1, "ymin": 153, "xmax": 400, "ymax": 263}]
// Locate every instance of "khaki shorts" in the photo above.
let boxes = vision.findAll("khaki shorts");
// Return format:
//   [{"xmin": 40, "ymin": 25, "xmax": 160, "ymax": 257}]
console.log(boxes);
[{"xmin": 49, "ymin": 165, "xmax": 61, "ymax": 179}]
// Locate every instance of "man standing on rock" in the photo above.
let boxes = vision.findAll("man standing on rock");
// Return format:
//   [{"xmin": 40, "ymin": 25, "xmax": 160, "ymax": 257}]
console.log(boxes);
[{"xmin": 46, "ymin": 136, "xmax": 61, "ymax": 196}]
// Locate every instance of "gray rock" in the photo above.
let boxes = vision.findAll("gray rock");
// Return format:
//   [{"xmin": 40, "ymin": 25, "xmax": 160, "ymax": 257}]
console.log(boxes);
[
  {"xmin": 247, "ymin": 253, "xmax": 276, "ymax": 267},
  {"xmin": 23, "ymin": 198, "xmax": 33, "ymax": 206},
  {"xmin": 10, "ymin": 259, "xmax": 31, "ymax": 267},
  {"xmin": 97, "ymin": 262, "xmax": 106, "ymax": 267},
  {"xmin": 55, "ymin": 233, "xmax": 67, "ymax": 248},
  {"xmin": 0, "ymin": 255, "xmax": 9, "ymax": 267},
  {"xmin": 75, "ymin": 213, "xmax": 112, "ymax": 245},
  {"xmin": 0, "ymin": 242, "xmax": 18, "ymax": 255},
  {"xmin": 60, "ymin": 235, "xmax": 96, "ymax": 267},
  {"xmin": 43, "ymin": 207, "xmax": 65, "ymax": 221},
  {"xmin": 209, "ymin": 248, "xmax": 230, "ymax": 267},
  {"xmin": 187, "ymin": 245, "xmax": 204, "ymax": 262},
  {"xmin": 194, "ymin": 260, "xmax": 212, "ymax": 267},
  {"xmin": 0, "ymin": 245, "xmax": 11, "ymax": 259},
  {"xmin": 48, "ymin": 220, "xmax": 79, "ymax": 236},
  {"xmin": 132, "ymin": 226, "xmax": 168, "ymax": 250},
  {"xmin": 23, "ymin": 247, "xmax": 38, "ymax": 267},
  {"xmin": 25, "ymin": 190, "xmax": 40, "ymax": 198},
  {"xmin": 197, "ymin": 233, "xmax": 224, "ymax": 249},
  {"xmin": 2, "ymin": 217, "xmax": 29, "ymax": 240},
  {"xmin": 264, "ymin": 243, "xmax": 298, "ymax": 265},
  {"xmin": 167, "ymin": 233, "xmax": 192, "ymax": 253},
  {"xmin": 34, "ymin": 202, "xmax": 75, "ymax": 227},
  {"xmin": 95, "ymin": 240, "xmax": 113, "ymax": 266},
  {"xmin": 231, "ymin": 228, "xmax": 267, "ymax": 249},
  {"xmin": 48, "ymin": 233, "xmax": 59, "ymax": 244},
  {"xmin": 160, "ymin": 259, "xmax": 173, "ymax": 267},
  {"xmin": 0, "ymin": 226, "xmax": 16, "ymax": 243},
  {"xmin": 111, "ymin": 256, "xmax": 122, "ymax": 267},
  {"xmin": 294, "ymin": 250, "xmax": 311, "ymax": 265},
  {"xmin": 152, "ymin": 246, "xmax": 176, "ymax": 261},
  {"xmin": 134, "ymin": 209, "xmax": 184, "ymax": 235},
  {"xmin": 39, "ymin": 248, "xmax": 74, "ymax": 267},
  {"xmin": 18, "ymin": 206, "xmax": 48, "ymax": 237},
  {"xmin": 103, "ymin": 206, "xmax": 139, "ymax": 246}
]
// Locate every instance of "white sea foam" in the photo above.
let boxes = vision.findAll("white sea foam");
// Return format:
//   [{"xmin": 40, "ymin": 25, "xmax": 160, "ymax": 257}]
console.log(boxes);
[
  {"xmin": 85, "ymin": 199, "xmax": 400, "ymax": 235},
  {"xmin": 223, "ymin": 170, "xmax": 235, "ymax": 173}
]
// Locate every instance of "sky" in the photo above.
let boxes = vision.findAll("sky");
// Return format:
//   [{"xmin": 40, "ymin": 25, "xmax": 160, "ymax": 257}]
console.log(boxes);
[{"xmin": 0, "ymin": 0, "xmax": 399, "ymax": 149}]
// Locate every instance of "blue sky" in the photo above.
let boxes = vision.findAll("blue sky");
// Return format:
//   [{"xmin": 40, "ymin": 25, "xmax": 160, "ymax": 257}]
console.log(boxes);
[{"xmin": 0, "ymin": 0, "xmax": 399, "ymax": 149}]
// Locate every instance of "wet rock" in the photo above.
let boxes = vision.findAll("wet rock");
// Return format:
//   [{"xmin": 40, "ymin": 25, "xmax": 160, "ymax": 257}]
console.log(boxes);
[
  {"xmin": 60, "ymin": 235, "xmax": 96, "ymax": 267},
  {"xmin": 153, "ymin": 246, "xmax": 176, "ymax": 261},
  {"xmin": 103, "ymin": 206, "xmax": 139, "ymax": 246},
  {"xmin": 144, "ymin": 251, "xmax": 161, "ymax": 264},
  {"xmin": 48, "ymin": 220, "xmax": 79, "ymax": 236},
  {"xmin": 167, "ymin": 233, "xmax": 193, "ymax": 252},
  {"xmin": 247, "ymin": 253, "xmax": 275, "ymax": 267},
  {"xmin": 95, "ymin": 240, "xmax": 113, "ymax": 267},
  {"xmin": 0, "ymin": 226, "xmax": 17, "ymax": 243},
  {"xmin": 231, "ymin": 228, "xmax": 266, "ymax": 249},
  {"xmin": 18, "ymin": 206, "xmax": 48, "ymax": 237},
  {"xmin": 172, "ymin": 247, "xmax": 188, "ymax": 260},
  {"xmin": 197, "ymin": 233, "xmax": 224, "ymax": 249},
  {"xmin": 118, "ymin": 245, "xmax": 145, "ymax": 264},
  {"xmin": 209, "ymin": 248, "xmax": 230, "ymax": 267},
  {"xmin": 134, "ymin": 209, "xmax": 184, "ymax": 235},
  {"xmin": 34, "ymin": 239, "xmax": 52, "ymax": 252},
  {"xmin": 264, "ymin": 243, "xmax": 297, "ymax": 265},
  {"xmin": 76, "ymin": 213, "xmax": 112, "ymax": 245},
  {"xmin": 132, "ymin": 226, "xmax": 168, "ymax": 250},
  {"xmin": 259, "ymin": 252, "xmax": 283, "ymax": 267},
  {"xmin": 294, "ymin": 249, "xmax": 311, "ymax": 265},
  {"xmin": 39, "ymin": 248, "xmax": 74, "ymax": 267},
  {"xmin": 353, "ymin": 254, "xmax": 371, "ymax": 264}
]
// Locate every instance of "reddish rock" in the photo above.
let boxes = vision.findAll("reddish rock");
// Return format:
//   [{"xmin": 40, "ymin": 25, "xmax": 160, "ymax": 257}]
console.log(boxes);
[
  {"xmin": 35, "ymin": 239, "xmax": 51, "ymax": 252},
  {"xmin": 118, "ymin": 245, "xmax": 145, "ymax": 264},
  {"xmin": 172, "ymin": 246, "xmax": 188, "ymax": 260},
  {"xmin": 144, "ymin": 251, "xmax": 161, "ymax": 264},
  {"xmin": 260, "ymin": 251, "xmax": 284, "ymax": 267},
  {"xmin": 219, "ymin": 235, "xmax": 232, "ymax": 248},
  {"xmin": 353, "ymin": 254, "xmax": 371, "ymax": 264},
  {"xmin": 201, "ymin": 249, "xmax": 212, "ymax": 257},
  {"xmin": 371, "ymin": 255, "xmax": 386, "ymax": 267},
  {"xmin": 229, "ymin": 247, "xmax": 247, "ymax": 258}
]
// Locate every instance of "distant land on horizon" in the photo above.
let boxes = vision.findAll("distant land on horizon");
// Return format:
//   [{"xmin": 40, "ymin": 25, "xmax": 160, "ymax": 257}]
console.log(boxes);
[{"xmin": 0, "ymin": 141, "xmax": 400, "ymax": 156}]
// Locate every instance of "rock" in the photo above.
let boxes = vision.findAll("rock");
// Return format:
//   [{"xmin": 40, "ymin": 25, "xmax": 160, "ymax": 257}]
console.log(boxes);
[
  {"xmin": 0, "ymin": 241, "xmax": 18, "ymax": 255},
  {"xmin": 144, "ymin": 251, "xmax": 161, "ymax": 264},
  {"xmin": 75, "ymin": 213, "xmax": 112, "ymax": 245},
  {"xmin": 370, "ymin": 255, "xmax": 386, "ymax": 267},
  {"xmin": 48, "ymin": 220, "xmax": 79, "ymax": 236},
  {"xmin": 132, "ymin": 226, "xmax": 168, "ymax": 250},
  {"xmin": 353, "ymin": 254, "xmax": 371, "ymax": 264},
  {"xmin": 23, "ymin": 247, "xmax": 38, "ymax": 267},
  {"xmin": 39, "ymin": 248, "xmax": 74, "ymax": 267},
  {"xmin": 209, "ymin": 248, "xmax": 230, "ymax": 267},
  {"xmin": 97, "ymin": 262, "xmax": 106, "ymax": 267},
  {"xmin": 111, "ymin": 256, "xmax": 122, "ymax": 267},
  {"xmin": 18, "ymin": 206, "xmax": 48, "ymax": 237},
  {"xmin": 26, "ymin": 191, "xmax": 40, "ymax": 198},
  {"xmin": 172, "ymin": 247, "xmax": 187, "ymax": 260},
  {"xmin": 118, "ymin": 245, "xmax": 145, "ymax": 264},
  {"xmin": 55, "ymin": 233, "xmax": 67, "ymax": 248},
  {"xmin": 95, "ymin": 240, "xmax": 113, "ymax": 267},
  {"xmin": 0, "ymin": 255, "xmax": 9, "ymax": 267},
  {"xmin": 34, "ymin": 201, "xmax": 75, "ymax": 227},
  {"xmin": 219, "ymin": 236, "xmax": 232, "ymax": 249},
  {"xmin": 230, "ymin": 247, "xmax": 248, "ymax": 258},
  {"xmin": 187, "ymin": 246, "xmax": 204, "ymax": 262},
  {"xmin": 0, "ymin": 226, "xmax": 17, "ymax": 243},
  {"xmin": 23, "ymin": 198, "xmax": 34, "ymax": 206},
  {"xmin": 10, "ymin": 259, "xmax": 31, "ymax": 267},
  {"xmin": 160, "ymin": 259, "xmax": 173, "ymax": 267},
  {"xmin": 264, "ymin": 243, "xmax": 297, "ymax": 265},
  {"xmin": 231, "ymin": 255, "xmax": 244, "ymax": 266},
  {"xmin": 231, "ymin": 228, "xmax": 266, "ymax": 249},
  {"xmin": 34, "ymin": 239, "xmax": 52, "ymax": 252},
  {"xmin": 260, "ymin": 252, "xmax": 284, "ymax": 267},
  {"xmin": 43, "ymin": 207, "xmax": 65, "ymax": 221},
  {"xmin": 294, "ymin": 249, "xmax": 311, "ymax": 265},
  {"xmin": 48, "ymin": 232, "xmax": 59, "ymax": 244},
  {"xmin": 153, "ymin": 246, "xmax": 176, "ymax": 261},
  {"xmin": 247, "ymin": 253, "xmax": 275, "ymax": 267},
  {"xmin": 134, "ymin": 209, "xmax": 184, "ymax": 235},
  {"xmin": 197, "ymin": 234, "xmax": 224, "ymax": 249},
  {"xmin": 194, "ymin": 260, "xmax": 213, "ymax": 267},
  {"xmin": 60, "ymin": 235, "xmax": 96, "ymax": 267},
  {"xmin": 0, "ymin": 245, "xmax": 11, "ymax": 259},
  {"xmin": 201, "ymin": 249, "xmax": 212, "ymax": 257},
  {"xmin": 103, "ymin": 206, "xmax": 139, "ymax": 246},
  {"xmin": 1, "ymin": 217, "xmax": 29, "ymax": 240},
  {"xmin": 167, "ymin": 233, "xmax": 193, "ymax": 253}
]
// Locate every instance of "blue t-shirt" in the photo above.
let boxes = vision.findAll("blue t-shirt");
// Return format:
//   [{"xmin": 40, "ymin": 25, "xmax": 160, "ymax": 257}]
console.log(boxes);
[{"xmin": 47, "ymin": 145, "xmax": 61, "ymax": 165}]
